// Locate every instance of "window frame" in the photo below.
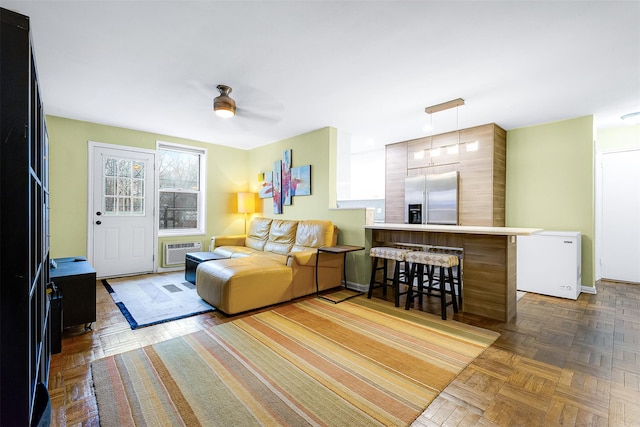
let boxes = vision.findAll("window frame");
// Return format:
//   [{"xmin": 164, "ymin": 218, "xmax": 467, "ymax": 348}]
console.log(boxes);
[{"xmin": 156, "ymin": 141, "xmax": 207, "ymax": 237}]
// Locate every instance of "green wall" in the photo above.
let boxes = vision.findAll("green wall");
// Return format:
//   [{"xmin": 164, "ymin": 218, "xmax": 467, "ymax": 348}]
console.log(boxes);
[
  {"xmin": 247, "ymin": 127, "xmax": 370, "ymax": 286},
  {"xmin": 47, "ymin": 117, "xmax": 369, "ymax": 284},
  {"xmin": 506, "ymin": 115, "xmax": 595, "ymax": 287},
  {"xmin": 49, "ymin": 113, "xmax": 603, "ymax": 289},
  {"xmin": 47, "ymin": 116, "xmax": 249, "ymax": 262}
]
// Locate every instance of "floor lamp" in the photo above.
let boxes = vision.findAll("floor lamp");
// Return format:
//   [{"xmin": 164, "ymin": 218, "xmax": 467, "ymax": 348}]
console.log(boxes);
[{"xmin": 237, "ymin": 192, "xmax": 256, "ymax": 234}]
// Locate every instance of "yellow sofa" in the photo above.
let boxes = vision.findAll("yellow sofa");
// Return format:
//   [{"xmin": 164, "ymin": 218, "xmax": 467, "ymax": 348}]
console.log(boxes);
[{"xmin": 196, "ymin": 217, "xmax": 343, "ymax": 314}]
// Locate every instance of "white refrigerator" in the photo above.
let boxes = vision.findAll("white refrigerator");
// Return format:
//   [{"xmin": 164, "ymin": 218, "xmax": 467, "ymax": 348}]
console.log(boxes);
[{"xmin": 516, "ymin": 231, "xmax": 582, "ymax": 300}]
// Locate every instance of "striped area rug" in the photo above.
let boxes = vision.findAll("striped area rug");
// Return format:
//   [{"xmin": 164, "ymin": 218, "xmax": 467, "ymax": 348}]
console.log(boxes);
[{"xmin": 92, "ymin": 296, "xmax": 499, "ymax": 426}]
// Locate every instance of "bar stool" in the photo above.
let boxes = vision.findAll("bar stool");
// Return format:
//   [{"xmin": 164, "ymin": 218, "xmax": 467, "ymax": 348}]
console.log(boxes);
[
  {"xmin": 404, "ymin": 251, "xmax": 459, "ymax": 320},
  {"xmin": 367, "ymin": 247, "xmax": 410, "ymax": 307},
  {"xmin": 426, "ymin": 246, "xmax": 463, "ymax": 308}
]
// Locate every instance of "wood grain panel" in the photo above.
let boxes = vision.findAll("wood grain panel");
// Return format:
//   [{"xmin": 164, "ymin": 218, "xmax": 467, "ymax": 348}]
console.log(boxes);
[
  {"xmin": 458, "ymin": 124, "xmax": 495, "ymax": 226},
  {"xmin": 407, "ymin": 136, "xmax": 431, "ymax": 169},
  {"xmin": 458, "ymin": 123, "xmax": 506, "ymax": 226},
  {"xmin": 409, "ymin": 163, "xmax": 458, "ymax": 177},
  {"xmin": 371, "ymin": 229, "xmax": 465, "ymax": 250},
  {"xmin": 492, "ymin": 125, "xmax": 507, "ymax": 226},
  {"xmin": 371, "ymin": 228, "xmax": 514, "ymax": 321},
  {"xmin": 431, "ymin": 131, "xmax": 460, "ymax": 166},
  {"xmin": 463, "ymin": 234, "xmax": 512, "ymax": 321},
  {"xmin": 384, "ymin": 142, "xmax": 407, "ymax": 223}
]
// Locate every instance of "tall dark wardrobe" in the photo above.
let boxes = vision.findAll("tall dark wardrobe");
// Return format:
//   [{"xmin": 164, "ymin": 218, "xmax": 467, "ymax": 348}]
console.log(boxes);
[{"xmin": 1, "ymin": 7, "xmax": 52, "ymax": 426}]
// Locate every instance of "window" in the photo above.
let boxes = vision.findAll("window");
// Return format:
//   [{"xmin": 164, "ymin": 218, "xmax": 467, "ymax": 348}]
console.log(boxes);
[{"xmin": 157, "ymin": 142, "xmax": 206, "ymax": 235}]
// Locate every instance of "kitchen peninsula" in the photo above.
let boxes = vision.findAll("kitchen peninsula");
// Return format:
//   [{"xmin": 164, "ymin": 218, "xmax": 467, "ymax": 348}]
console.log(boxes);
[{"xmin": 364, "ymin": 223, "xmax": 542, "ymax": 322}]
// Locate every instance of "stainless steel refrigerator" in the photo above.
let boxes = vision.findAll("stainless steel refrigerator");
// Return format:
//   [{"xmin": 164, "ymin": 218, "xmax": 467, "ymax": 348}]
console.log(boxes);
[{"xmin": 404, "ymin": 171, "xmax": 459, "ymax": 225}]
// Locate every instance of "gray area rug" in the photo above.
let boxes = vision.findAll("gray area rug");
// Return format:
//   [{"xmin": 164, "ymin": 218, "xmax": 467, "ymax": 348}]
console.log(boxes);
[{"xmin": 102, "ymin": 272, "xmax": 214, "ymax": 329}]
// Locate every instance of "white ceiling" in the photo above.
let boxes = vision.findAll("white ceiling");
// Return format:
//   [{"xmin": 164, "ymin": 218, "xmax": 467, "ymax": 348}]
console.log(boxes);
[{"xmin": 4, "ymin": 1, "xmax": 639, "ymax": 152}]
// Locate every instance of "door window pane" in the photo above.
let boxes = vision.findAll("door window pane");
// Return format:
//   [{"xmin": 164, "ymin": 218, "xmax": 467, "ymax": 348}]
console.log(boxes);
[{"xmin": 103, "ymin": 157, "xmax": 145, "ymax": 216}]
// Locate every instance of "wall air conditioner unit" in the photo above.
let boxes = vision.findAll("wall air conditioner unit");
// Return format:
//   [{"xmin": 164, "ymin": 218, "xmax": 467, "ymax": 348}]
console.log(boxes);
[{"xmin": 164, "ymin": 242, "xmax": 202, "ymax": 266}]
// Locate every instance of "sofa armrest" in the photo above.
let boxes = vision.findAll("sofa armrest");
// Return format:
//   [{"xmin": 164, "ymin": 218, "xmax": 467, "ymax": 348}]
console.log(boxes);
[
  {"xmin": 287, "ymin": 250, "xmax": 315, "ymax": 267},
  {"xmin": 210, "ymin": 235, "xmax": 246, "ymax": 251},
  {"xmin": 287, "ymin": 250, "xmax": 343, "ymax": 268}
]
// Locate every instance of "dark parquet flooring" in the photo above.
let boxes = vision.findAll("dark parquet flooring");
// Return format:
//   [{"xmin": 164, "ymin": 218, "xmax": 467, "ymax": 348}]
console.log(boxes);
[{"xmin": 48, "ymin": 279, "xmax": 639, "ymax": 426}]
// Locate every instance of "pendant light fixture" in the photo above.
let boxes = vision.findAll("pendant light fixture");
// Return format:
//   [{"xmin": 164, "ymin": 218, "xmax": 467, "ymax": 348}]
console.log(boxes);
[
  {"xmin": 423, "ymin": 98, "xmax": 465, "ymax": 133},
  {"xmin": 423, "ymin": 98, "xmax": 465, "ymax": 161},
  {"xmin": 213, "ymin": 84, "xmax": 236, "ymax": 118}
]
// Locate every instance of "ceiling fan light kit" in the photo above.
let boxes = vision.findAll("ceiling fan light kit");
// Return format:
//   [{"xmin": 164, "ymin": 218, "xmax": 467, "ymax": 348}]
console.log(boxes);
[{"xmin": 214, "ymin": 84, "xmax": 236, "ymax": 118}]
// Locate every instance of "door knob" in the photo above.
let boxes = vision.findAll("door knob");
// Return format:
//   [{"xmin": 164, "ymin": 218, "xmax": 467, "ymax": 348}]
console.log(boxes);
[
  {"xmin": 96, "ymin": 211, "xmax": 102, "ymax": 216},
  {"xmin": 96, "ymin": 220, "xmax": 102, "ymax": 225}
]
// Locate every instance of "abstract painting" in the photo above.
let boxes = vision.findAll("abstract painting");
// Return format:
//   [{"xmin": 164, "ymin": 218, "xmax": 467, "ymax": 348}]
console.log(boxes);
[
  {"xmin": 282, "ymin": 149, "xmax": 292, "ymax": 206},
  {"xmin": 291, "ymin": 165, "xmax": 311, "ymax": 196},
  {"xmin": 272, "ymin": 160, "xmax": 282, "ymax": 214},
  {"xmin": 258, "ymin": 172, "xmax": 273, "ymax": 199}
]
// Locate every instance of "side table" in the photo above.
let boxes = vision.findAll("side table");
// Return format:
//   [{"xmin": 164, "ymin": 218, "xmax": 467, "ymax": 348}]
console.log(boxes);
[
  {"xmin": 315, "ymin": 245, "xmax": 365, "ymax": 303},
  {"xmin": 50, "ymin": 257, "xmax": 97, "ymax": 331}
]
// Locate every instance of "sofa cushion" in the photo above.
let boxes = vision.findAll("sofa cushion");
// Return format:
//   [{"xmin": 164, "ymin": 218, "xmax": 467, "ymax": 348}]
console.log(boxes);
[
  {"xmin": 263, "ymin": 219, "xmax": 298, "ymax": 255},
  {"xmin": 213, "ymin": 246, "xmax": 260, "ymax": 258},
  {"xmin": 245, "ymin": 217, "xmax": 272, "ymax": 251},
  {"xmin": 291, "ymin": 220, "xmax": 335, "ymax": 252}
]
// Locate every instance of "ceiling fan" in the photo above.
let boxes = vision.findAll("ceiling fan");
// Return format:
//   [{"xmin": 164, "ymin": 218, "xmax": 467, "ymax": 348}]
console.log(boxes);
[{"xmin": 204, "ymin": 83, "xmax": 284, "ymax": 126}]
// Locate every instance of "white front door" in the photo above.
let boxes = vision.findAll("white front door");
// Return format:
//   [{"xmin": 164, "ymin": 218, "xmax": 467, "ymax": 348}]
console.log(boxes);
[
  {"xmin": 90, "ymin": 143, "xmax": 156, "ymax": 278},
  {"xmin": 601, "ymin": 149, "xmax": 640, "ymax": 283}
]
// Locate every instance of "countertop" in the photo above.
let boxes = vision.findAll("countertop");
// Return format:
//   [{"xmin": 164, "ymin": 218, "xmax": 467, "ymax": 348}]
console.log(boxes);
[{"xmin": 364, "ymin": 223, "xmax": 543, "ymax": 236}]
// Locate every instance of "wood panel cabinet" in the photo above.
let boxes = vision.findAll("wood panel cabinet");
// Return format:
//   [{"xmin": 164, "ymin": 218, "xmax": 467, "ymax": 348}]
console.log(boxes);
[
  {"xmin": 384, "ymin": 142, "xmax": 407, "ymax": 224},
  {"xmin": 385, "ymin": 123, "xmax": 506, "ymax": 226},
  {"xmin": 458, "ymin": 124, "xmax": 506, "ymax": 226},
  {"xmin": 1, "ymin": 8, "xmax": 52, "ymax": 425}
]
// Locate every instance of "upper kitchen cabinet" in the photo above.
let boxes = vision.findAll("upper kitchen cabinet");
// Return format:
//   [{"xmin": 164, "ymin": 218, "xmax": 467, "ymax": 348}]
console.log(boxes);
[
  {"xmin": 385, "ymin": 123, "xmax": 506, "ymax": 226},
  {"xmin": 406, "ymin": 131, "xmax": 460, "ymax": 170}
]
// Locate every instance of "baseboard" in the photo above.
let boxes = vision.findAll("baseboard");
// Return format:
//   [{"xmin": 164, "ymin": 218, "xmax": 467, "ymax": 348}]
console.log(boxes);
[
  {"xmin": 581, "ymin": 285, "xmax": 597, "ymax": 294},
  {"xmin": 157, "ymin": 266, "xmax": 185, "ymax": 273}
]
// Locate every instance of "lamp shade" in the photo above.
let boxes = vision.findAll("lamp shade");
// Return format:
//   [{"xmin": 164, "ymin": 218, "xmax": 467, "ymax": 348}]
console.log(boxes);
[{"xmin": 237, "ymin": 192, "xmax": 255, "ymax": 214}]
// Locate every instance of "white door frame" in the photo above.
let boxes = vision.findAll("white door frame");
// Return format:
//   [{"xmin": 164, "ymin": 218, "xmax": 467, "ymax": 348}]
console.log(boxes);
[
  {"xmin": 87, "ymin": 141, "xmax": 158, "ymax": 275},
  {"xmin": 595, "ymin": 147, "xmax": 640, "ymax": 283}
]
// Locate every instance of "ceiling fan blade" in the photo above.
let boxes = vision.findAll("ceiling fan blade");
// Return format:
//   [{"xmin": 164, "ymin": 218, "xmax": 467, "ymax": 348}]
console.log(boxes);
[
  {"xmin": 236, "ymin": 106, "xmax": 283, "ymax": 124},
  {"xmin": 186, "ymin": 79, "xmax": 215, "ymax": 99}
]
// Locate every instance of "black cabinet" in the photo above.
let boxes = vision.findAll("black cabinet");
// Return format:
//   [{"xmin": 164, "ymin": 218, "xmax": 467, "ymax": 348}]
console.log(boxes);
[
  {"xmin": 1, "ymin": 8, "xmax": 52, "ymax": 426},
  {"xmin": 50, "ymin": 258, "xmax": 97, "ymax": 329}
]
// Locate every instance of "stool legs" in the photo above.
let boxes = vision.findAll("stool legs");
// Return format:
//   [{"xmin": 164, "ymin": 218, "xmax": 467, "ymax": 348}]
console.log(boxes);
[
  {"xmin": 405, "ymin": 263, "xmax": 459, "ymax": 320},
  {"xmin": 438, "ymin": 266, "xmax": 458, "ymax": 320},
  {"xmin": 367, "ymin": 257, "xmax": 380, "ymax": 299},
  {"xmin": 405, "ymin": 263, "xmax": 417, "ymax": 310},
  {"xmin": 393, "ymin": 260, "xmax": 403, "ymax": 307},
  {"xmin": 455, "ymin": 262, "xmax": 462, "ymax": 308},
  {"xmin": 368, "ymin": 257, "xmax": 406, "ymax": 307}
]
